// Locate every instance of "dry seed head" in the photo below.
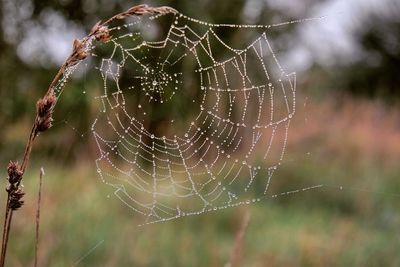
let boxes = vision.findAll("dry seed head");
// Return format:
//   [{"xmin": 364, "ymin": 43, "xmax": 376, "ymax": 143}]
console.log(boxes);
[
  {"xmin": 9, "ymin": 187, "xmax": 25, "ymax": 210},
  {"xmin": 89, "ymin": 21, "xmax": 102, "ymax": 35},
  {"xmin": 128, "ymin": 4, "xmax": 177, "ymax": 15},
  {"xmin": 115, "ymin": 4, "xmax": 177, "ymax": 19},
  {"xmin": 36, "ymin": 94, "xmax": 56, "ymax": 132},
  {"xmin": 73, "ymin": 39, "xmax": 83, "ymax": 51},
  {"xmin": 73, "ymin": 39, "xmax": 88, "ymax": 60},
  {"xmin": 76, "ymin": 50, "xmax": 88, "ymax": 61},
  {"xmin": 7, "ymin": 161, "xmax": 23, "ymax": 184},
  {"xmin": 95, "ymin": 26, "xmax": 111, "ymax": 43},
  {"xmin": 37, "ymin": 94, "xmax": 55, "ymax": 117},
  {"xmin": 6, "ymin": 161, "xmax": 25, "ymax": 210},
  {"xmin": 150, "ymin": 6, "xmax": 178, "ymax": 14},
  {"xmin": 67, "ymin": 39, "xmax": 88, "ymax": 67}
]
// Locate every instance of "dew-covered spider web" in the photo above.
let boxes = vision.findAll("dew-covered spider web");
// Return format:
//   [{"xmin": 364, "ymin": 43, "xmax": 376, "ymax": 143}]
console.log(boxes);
[{"xmin": 71, "ymin": 11, "xmax": 322, "ymax": 225}]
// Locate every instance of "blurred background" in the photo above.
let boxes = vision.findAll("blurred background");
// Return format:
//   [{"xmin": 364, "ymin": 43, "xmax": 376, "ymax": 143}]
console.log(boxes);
[{"xmin": 1, "ymin": 0, "xmax": 400, "ymax": 266}]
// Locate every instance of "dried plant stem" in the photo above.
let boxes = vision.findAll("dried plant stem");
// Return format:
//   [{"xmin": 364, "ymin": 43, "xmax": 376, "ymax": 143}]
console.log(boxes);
[
  {"xmin": 0, "ymin": 197, "xmax": 10, "ymax": 266},
  {"xmin": 0, "ymin": 207, "xmax": 13, "ymax": 267},
  {"xmin": 226, "ymin": 210, "xmax": 251, "ymax": 267},
  {"xmin": 0, "ymin": 5, "xmax": 176, "ymax": 266},
  {"xmin": 34, "ymin": 168, "xmax": 44, "ymax": 267}
]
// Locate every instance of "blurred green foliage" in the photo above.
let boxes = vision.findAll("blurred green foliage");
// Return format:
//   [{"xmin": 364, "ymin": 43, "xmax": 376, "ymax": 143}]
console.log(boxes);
[
  {"xmin": 1, "ymin": 0, "xmax": 399, "ymax": 162},
  {"xmin": 3, "ymin": 140, "xmax": 400, "ymax": 266},
  {"xmin": 322, "ymin": 5, "xmax": 400, "ymax": 100},
  {"xmin": 1, "ymin": 1, "xmax": 400, "ymax": 266}
]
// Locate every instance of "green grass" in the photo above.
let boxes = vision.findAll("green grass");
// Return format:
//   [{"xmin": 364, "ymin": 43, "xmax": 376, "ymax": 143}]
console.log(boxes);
[{"xmin": 2, "ymin": 152, "xmax": 400, "ymax": 266}]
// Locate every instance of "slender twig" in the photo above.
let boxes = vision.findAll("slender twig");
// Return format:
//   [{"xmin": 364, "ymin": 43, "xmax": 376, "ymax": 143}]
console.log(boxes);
[
  {"xmin": 0, "ymin": 5, "xmax": 177, "ymax": 266},
  {"xmin": 34, "ymin": 168, "xmax": 44, "ymax": 267},
  {"xmin": 0, "ymin": 197, "xmax": 10, "ymax": 266},
  {"xmin": 2, "ymin": 212, "xmax": 13, "ymax": 266},
  {"xmin": 225, "ymin": 210, "xmax": 251, "ymax": 267}
]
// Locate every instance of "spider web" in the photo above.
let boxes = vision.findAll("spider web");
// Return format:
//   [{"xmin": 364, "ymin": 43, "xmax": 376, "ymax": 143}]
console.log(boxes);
[{"xmin": 83, "ymin": 11, "xmax": 316, "ymax": 225}]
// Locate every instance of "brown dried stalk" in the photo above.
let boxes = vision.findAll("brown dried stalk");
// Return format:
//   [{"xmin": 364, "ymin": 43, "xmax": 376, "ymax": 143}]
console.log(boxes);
[
  {"xmin": 34, "ymin": 168, "xmax": 44, "ymax": 267},
  {"xmin": 0, "ymin": 5, "xmax": 177, "ymax": 266},
  {"xmin": 225, "ymin": 210, "xmax": 251, "ymax": 267}
]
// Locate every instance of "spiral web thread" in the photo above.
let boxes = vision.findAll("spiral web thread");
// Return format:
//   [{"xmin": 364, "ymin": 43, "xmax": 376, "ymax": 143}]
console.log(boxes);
[{"xmin": 87, "ymin": 12, "xmax": 322, "ymax": 225}]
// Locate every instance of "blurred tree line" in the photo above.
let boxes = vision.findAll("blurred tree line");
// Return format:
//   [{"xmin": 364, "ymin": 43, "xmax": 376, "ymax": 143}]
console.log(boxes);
[
  {"xmin": 318, "ymin": 1, "xmax": 400, "ymax": 100},
  {"xmin": 0, "ymin": 0, "xmax": 398, "ymax": 163}
]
